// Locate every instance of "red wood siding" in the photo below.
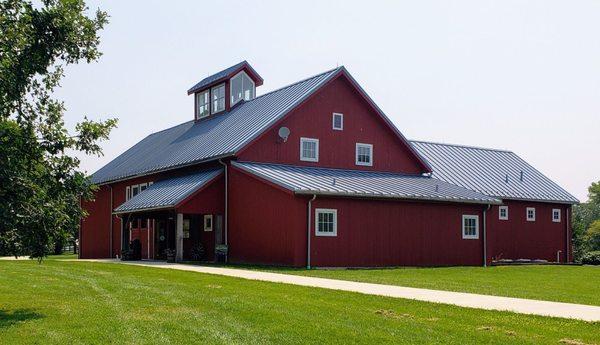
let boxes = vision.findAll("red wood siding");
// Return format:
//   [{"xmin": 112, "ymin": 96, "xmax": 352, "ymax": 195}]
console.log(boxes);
[
  {"xmin": 80, "ymin": 185, "xmax": 112, "ymax": 258},
  {"xmin": 238, "ymin": 74, "xmax": 426, "ymax": 174},
  {"xmin": 487, "ymin": 201, "xmax": 571, "ymax": 263},
  {"xmin": 310, "ymin": 197, "xmax": 484, "ymax": 267},
  {"xmin": 228, "ymin": 166, "xmax": 307, "ymax": 266}
]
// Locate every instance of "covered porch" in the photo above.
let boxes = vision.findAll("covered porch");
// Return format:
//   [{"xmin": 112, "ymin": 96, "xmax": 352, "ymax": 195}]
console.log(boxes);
[{"xmin": 113, "ymin": 168, "xmax": 225, "ymax": 262}]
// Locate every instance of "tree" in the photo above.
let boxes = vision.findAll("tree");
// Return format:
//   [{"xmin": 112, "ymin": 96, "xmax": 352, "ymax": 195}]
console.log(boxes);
[
  {"xmin": 0, "ymin": 0, "xmax": 116, "ymax": 260},
  {"xmin": 572, "ymin": 180, "xmax": 600, "ymax": 261},
  {"xmin": 589, "ymin": 181, "xmax": 600, "ymax": 205},
  {"xmin": 585, "ymin": 220, "xmax": 600, "ymax": 251}
]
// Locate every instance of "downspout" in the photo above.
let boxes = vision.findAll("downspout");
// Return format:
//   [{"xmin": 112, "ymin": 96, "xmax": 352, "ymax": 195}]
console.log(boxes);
[
  {"xmin": 307, "ymin": 194, "xmax": 317, "ymax": 269},
  {"xmin": 483, "ymin": 204, "xmax": 491, "ymax": 267},
  {"xmin": 218, "ymin": 159, "xmax": 228, "ymax": 263},
  {"xmin": 565, "ymin": 206, "xmax": 570, "ymax": 263},
  {"xmin": 109, "ymin": 186, "xmax": 113, "ymax": 258}
]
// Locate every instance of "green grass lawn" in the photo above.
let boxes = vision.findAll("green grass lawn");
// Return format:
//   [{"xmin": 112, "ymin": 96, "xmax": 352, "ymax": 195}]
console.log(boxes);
[
  {"xmin": 0, "ymin": 261, "xmax": 598, "ymax": 344},
  {"xmin": 252, "ymin": 265, "xmax": 600, "ymax": 306}
]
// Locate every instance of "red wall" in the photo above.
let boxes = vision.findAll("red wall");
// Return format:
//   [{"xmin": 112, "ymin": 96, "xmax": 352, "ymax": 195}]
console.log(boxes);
[
  {"xmin": 80, "ymin": 185, "xmax": 112, "ymax": 259},
  {"xmin": 228, "ymin": 167, "xmax": 485, "ymax": 267},
  {"xmin": 228, "ymin": 166, "xmax": 307, "ymax": 266},
  {"xmin": 487, "ymin": 201, "xmax": 571, "ymax": 263},
  {"xmin": 238, "ymin": 74, "xmax": 426, "ymax": 174}
]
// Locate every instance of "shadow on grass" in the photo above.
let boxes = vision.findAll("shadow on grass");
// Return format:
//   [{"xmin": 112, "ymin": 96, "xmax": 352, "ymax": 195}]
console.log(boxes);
[{"xmin": 0, "ymin": 309, "xmax": 44, "ymax": 328}]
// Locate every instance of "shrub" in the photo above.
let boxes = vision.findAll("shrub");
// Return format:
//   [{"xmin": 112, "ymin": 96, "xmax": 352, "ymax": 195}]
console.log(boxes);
[
  {"xmin": 581, "ymin": 251, "xmax": 600, "ymax": 265},
  {"xmin": 191, "ymin": 244, "xmax": 205, "ymax": 261}
]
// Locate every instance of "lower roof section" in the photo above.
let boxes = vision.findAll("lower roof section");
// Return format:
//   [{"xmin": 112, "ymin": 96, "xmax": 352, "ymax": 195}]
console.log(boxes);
[
  {"xmin": 113, "ymin": 168, "xmax": 222, "ymax": 214},
  {"xmin": 232, "ymin": 161, "xmax": 501, "ymax": 205}
]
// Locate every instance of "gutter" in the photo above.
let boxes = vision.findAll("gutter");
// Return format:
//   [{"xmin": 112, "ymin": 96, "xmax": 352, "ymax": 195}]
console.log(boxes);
[{"xmin": 307, "ymin": 194, "xmax": 317, "ymax": 269}]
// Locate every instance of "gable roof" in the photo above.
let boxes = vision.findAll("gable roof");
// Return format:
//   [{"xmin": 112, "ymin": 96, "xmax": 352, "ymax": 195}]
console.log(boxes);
[
  {"xmin": 114, "ymin": 168, "xmax": 222, "ymax": 214},
  {"xmin": 410, "ymin": 140, "xmax": 579, "ymax": 204},
  {"xmin": 92, "ymin": 66, "xmax": 430, "ymax": 185},
  {"xmin": 233, "ymin": 161, "xmax": 500, "ymax": 204},
  {"xmin": 92, "ymin": 67, "xmax": 340, "ymax": 184},
  {"xmin": 187, "ymin": 61, "xmax": 263, "ymax": 95}
]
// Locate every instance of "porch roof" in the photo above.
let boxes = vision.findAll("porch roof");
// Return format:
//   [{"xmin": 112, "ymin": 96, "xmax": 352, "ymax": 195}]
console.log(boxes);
[{"xmin": 114, "ymin": 168, "xmax": 222, "ymax": 214}]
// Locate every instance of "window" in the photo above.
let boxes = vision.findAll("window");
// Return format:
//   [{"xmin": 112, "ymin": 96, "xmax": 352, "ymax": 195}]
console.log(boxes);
[
  {"xmin": 332, "ymin": 113, "xmax": 343, "ymax": 130},
  {"xmin": 196, "ymin": 90, "xmax": 210, "ymax": 119},
  {"xmin": 499, "ymin": 206, "xmax": 508, "ymax": 220},
  {"xmin": 462, "ymin": 215, "xmax": 479, "ymax": 239},
  {"xmin": 230, "ymin": 71, "xmax": 255, "ymax": 105},
  {"xmin": 300, "ymin": 137, "xmax": 319, "ymax": 162},
  {"xmin": 211, "ymin": 84, "xmax": 225, "ymax": 114},
  {"xmin": 315, "ymin": 209, "xmax": 337, "ymax": 236},
  {"xmin": 526, "ymin": 207, "xmax": 536, "ymax": 221},
  {"xmin": 139, "ymin": 183, "xmax": 148, "ymax": 192},
  {"xmin": 204, "ymin": 214, "xmax": 213, "ymax": 232},
  {"xmin": 552, "ymin": 209, "xmax": 561, "ymax": 222},
  {"xmin": 132, "ymin": 185, "xmax": 140, "ymax": 198},
  {"xmin": 183, "ymin": 219, "xmax": 190, "ymax": 239},
  {"xmin": 355, "ymin": 143, "xmax": 373, "ymax": 166}
]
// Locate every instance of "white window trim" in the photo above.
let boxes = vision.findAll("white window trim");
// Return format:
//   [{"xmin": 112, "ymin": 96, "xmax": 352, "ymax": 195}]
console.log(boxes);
[
  {"xmin": 552, "ymin": 209, "xmax": 561, "ymax": 223},
  {"xmin": 196, "ymin": 89, "xmax": 210, "ymax": 120},
  {"xmin": 499, "ymin": 206, "xmax": 508, "ymax": 220},
  {"xmin": 204, "ymin": 214, "xmax": 213, "ymax": 232},
  {"xmin": 126, "ymin": 186, "xmax": 131, "ymax": 201},
  {"xmin": 332, "ymin": 112, "xmax": 343, "ymax": 130},
  {"xmin": 526, "ymin": 207, "xmax": 536, "ymax": 222},
  {"xmin": 355, "ymin": 143, "xmax": 373, "ymax": 166},
  {"xmin": 139, "ymin": 182, "xmax": 148, "ymax": 191},
  {"xmin": 300, "ymin": 137, "xmax": 319, "ymax": 162},
  {"xmin": 211, "ymin": 83, "xmax": 226, "ymax": 114},
  {"xmin": 462, "ymin": 215, "xmax": 479, "ymax": 239},
  {"xmin": 230, "ymin": 70, "xmax": 255, "ymax": 106},
  {"xmin": 315, "ymin": 208, "xmax": 337, "ymax": 237},
  {"xmin": 148, "ymin": 181, "xmax": 154, "ymax": 186}
]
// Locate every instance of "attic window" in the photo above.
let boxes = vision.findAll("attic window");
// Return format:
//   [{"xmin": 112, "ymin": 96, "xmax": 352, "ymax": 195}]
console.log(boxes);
[
  {"xmin": 211, "ymin": 84, "xmax": 225, "ymax": 114},
  {"xmin": 230, "ymin": 71, "xmax": 255, "ymax": 105},
  {"xmin": 196, "ymin": 90, "xmax": 210, "ymax": 119}
]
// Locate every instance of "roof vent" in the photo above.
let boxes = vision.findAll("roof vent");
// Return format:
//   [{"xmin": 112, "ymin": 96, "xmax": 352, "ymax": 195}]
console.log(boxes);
[
  {"xmin": 435, "ymin": 184, "xmax": 439, "ymax": 192},
  {"xmin": 505, "ymin": 174, "xmax": 509, "ymax": 183},
  {"xmin": 520, "ymin": 171, "xmax": 524, "ymax": 182},
  {"xmin": 332, "ymin": 178, "xmax": 337, "ymax": 186}
]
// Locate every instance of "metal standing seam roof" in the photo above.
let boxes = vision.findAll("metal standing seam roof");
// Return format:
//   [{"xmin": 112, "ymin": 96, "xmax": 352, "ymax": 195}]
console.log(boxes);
[
  {"xmin": 113, "ymin": 168, "xmax": 222, "ymax": 214},
  {"xmin": 232, "ymin": 161, "xmax": 501, "ymax": 205},
  {"xmin": 187, "ymin": 61, "xmax": 263, "ymax": 95},
  {"xmin": 410, "ymin": 140, "xmax": 579, "ymax": 204},
  {"xmin": 91, "ymin": 67, "xmax": 341, "ymax": 185}
]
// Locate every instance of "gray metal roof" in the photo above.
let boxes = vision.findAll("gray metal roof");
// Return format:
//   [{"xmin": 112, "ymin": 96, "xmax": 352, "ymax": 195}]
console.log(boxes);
[
  {"xmin": 187, "ymin": 61, "xmax": 263, "ymax": 95},
  {"xmin": 410, "ymin": 140, "xmax": 578, "ymax": 204},
  {"xmin": 233, "ymin": 161, "xmax": 500, "ymax": 205},
  {"xmin": 114, "ymin": 168, "xmax": 222, "ymax": 214},
  {"xmin": 92, "ymin": 67, "xmax": 341, "ymax": 184}
]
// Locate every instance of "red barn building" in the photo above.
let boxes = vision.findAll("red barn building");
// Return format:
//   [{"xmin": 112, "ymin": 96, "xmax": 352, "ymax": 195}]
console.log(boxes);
[{"xmin": 80, "ymin": 61, "xmax": 578, "ymax": 267}]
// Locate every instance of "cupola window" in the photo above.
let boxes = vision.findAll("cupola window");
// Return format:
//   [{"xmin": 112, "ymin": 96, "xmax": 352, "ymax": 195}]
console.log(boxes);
[
  {"xmin": 211, "ymin": 84, "xmax": 226, "ymax": 114},
  {"xmin": 196, "ymin": 90, "xmax": 210, "ymax": 119},
  {"xmin": 230, "ymin": 71, "xmax": 255, "ymax": 105}
]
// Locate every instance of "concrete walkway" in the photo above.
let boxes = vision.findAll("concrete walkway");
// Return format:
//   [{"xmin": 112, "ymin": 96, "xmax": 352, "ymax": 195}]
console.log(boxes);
[{"xmin": 81, "ymin": 259, "xmax": 600, "ymax": 322}]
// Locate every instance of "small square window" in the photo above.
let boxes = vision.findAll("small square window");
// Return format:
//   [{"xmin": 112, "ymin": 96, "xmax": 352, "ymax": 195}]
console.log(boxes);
[
  {"xmin": 355, "ymin": 143, "xmax": 373, "ymax": 166},
  {"xmin": 300, "ymin": 137, "xmax": 319, "ymax": 162},
  {"xmin": 183, "ymin": 219, "xmax": 190, "ymax": 238},
  {"xmin": 204, "ymin": 214, "xmax": 213, "ymax": 232},
  {"xmin": 499, "ymin": 206, "xmax": 508, "ymax": 220},
  {"xmin": 462, "ymin": 215, "xmax": 479, "ymax": 239},
  {"xmin": 552, "ymin": 209, "xmax": 561, "ymax": 223},
  {"xmin": 315, "ymin": 209, "xmax": 337, "ymax": 236},
  {"xmin": 332, "ymin": 113, "xmax": 343, "ymax": 130},
  {"xmin": 526, "ymin": 207, "xmax": 536, "ymax": 221}
]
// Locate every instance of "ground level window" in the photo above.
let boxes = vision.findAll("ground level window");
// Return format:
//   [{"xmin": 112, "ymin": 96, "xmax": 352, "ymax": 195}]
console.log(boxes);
[
  {"xmin": 462, "ymin": 215, "xmax": 479, "ymax": 239},
  {"xmin": 499, "ymin": 205, "xmax": 508, "ymax": 220},
  {"xmin": 204, "ymin": 214, "xmax": 213, "ymax": 231},
  {"xmin": 315, "ymin": 209, "xmax": 337, "ymax": 237},
  {"xmin": 526, "ymin": 207, "xmax": 536, "ymax": 221},
  {"xmin": 552, "ymin": 209, "xmax": 561, "ymax": 222}
]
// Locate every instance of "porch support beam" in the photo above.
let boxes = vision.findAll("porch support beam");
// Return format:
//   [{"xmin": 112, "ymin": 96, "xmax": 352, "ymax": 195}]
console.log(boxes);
[{"xmin": 176, "ymin": 213, "xmax": 184, "ymax": 262}]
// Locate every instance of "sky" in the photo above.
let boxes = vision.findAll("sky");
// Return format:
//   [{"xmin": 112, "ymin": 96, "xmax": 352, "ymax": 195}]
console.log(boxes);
[{"xmin": 56, "ymin": 0, "xmax": 600, "ymax": 202}]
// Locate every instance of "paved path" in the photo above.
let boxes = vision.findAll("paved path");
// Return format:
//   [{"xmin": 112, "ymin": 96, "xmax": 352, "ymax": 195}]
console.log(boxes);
[{"xmin": 78, "ymin": 259, "xmax": 600, "ymax": 322}]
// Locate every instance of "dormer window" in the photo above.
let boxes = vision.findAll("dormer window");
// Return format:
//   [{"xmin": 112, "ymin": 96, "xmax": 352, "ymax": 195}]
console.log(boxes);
[
  {"xmin": 230, "ymin": 71, "xmax": 255, "ymax": 105},
  {"xmin": 196, "ymin": 90, "xmax": 210, "ymax": 119},
  {"xmin": 211, "ymin": 84, "xmax": 225, "ymax": 114}
]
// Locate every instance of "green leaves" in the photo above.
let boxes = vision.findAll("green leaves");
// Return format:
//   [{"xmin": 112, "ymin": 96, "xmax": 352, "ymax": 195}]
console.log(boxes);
[{"xmin": 0, "ymin": 0, "xmax": 114, "ymax": 260}]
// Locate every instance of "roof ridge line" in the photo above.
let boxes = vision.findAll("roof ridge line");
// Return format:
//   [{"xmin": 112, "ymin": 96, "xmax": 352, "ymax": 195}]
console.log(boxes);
[
  {"xmin": 253, "ymin": 66, "xmax": 342, "ymax": 100},
  {"xmin": 410, "ymin": 139, "xmax": 513, "ymax": 153}
]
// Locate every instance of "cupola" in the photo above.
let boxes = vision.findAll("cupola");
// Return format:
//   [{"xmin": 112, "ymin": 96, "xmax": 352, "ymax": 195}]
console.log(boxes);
[{"xmin": 187, "ymin": 61, "xmax": 263, "ymax": 120}]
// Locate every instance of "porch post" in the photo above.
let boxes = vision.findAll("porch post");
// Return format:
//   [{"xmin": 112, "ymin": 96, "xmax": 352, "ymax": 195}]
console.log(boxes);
[{"xmin": 176, "ymin": 213, "xmax": 184, "ymax": 262}]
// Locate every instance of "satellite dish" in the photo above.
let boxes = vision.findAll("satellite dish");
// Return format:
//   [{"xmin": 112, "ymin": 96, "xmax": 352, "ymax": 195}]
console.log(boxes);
[{"xmin": 278, "ymin": 127, "xmax": 290, "ymax": 142}]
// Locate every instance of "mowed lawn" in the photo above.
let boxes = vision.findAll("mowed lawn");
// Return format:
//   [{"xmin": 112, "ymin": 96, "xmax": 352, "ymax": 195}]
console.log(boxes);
[
  {"xmin": 258, "ymin": 265, "xmax": 600, "ymax": 306},
  {"xmin": 0, "ymin": 261, "xmax": 599, "ymax": 345}
]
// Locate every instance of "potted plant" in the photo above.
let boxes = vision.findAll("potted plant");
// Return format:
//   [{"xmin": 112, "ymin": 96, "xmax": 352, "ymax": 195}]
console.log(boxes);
[
  {"xmin": 164, "ymin": 248, "xmax": 176, "ymax": 263},
  {"xmin": 215, "ymin": 245, "xmax": 228, "ymax": 263},
  {"xmin": 191, "ymin": 244, "xmax": 205, "ymax": 261}
]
